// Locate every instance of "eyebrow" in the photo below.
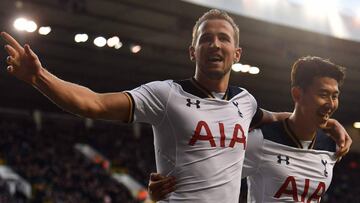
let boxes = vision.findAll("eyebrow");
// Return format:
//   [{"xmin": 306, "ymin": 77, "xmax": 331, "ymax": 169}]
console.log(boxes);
[{"xmin": 318, "ymin": 88, "xmax": 340, "ymax": 94}]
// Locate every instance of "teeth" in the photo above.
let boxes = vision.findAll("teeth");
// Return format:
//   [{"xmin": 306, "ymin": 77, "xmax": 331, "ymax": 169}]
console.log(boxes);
[{"xmin": 209, "ymin": 55, "xmax": 222, "ymax": 61}]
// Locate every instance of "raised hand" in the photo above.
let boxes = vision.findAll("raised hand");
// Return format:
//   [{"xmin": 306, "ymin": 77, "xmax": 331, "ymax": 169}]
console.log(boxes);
[{"xmin": 1, "ymin": 32, "xmax": 43, "ymax": 84}]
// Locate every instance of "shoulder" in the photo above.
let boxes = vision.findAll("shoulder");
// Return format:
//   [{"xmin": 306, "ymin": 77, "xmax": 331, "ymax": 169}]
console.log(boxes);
[
  {"xmin": 313, "ymin": 130, "xmax": 337, "ymax": 152},
  {"xmin": 227, "ymin": 85, "xmax": 245, "ymax": 99},
  {"xmin": 258, "ymin": 121, "xmax": 298, "ymax": 147}
]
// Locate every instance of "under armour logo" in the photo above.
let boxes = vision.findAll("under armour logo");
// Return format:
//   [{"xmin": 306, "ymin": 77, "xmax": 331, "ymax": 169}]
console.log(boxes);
[
  {"xmin": 186, "ymin": 99, "xmax": 200, "ymax": 108},
  {"xmin": 232, "ymin": 101, "xmax": 243, "ymax": 118},
  {"xmin": 277, "ymin": 155, "xmax": 290, "ymax": 165},
  {"xmin": 321, "ymin": 159, "xmax": 328, "ymax": 177}
]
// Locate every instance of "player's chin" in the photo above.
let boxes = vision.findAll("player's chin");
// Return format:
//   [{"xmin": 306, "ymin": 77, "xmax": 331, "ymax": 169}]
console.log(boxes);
[{"xmin": 204, "ymin": 69, "xmax": 228, "ymax": 80}]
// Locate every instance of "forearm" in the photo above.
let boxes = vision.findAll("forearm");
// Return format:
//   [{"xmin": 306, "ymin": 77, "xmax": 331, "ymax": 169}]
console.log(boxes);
[
  {"xmin": 32, "ymin": 68, "xmax": 105, "ymax": 118},
  {"xmin": 261, "ymin": 109, "xmax": 291, "ymax": 123}
]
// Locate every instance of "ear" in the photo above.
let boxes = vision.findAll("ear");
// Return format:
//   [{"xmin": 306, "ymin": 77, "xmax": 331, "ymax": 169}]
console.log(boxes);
[
  {"xmin": 189, "ymin": 46, "xmax": 195, "ymax": 62},
  {"xmin": 234, "ymin": 47, "xmax": 242, "ymax": 63},
  {"xmin": 291, "ymin": 86, "xmax": 302, "ymax": 103}
]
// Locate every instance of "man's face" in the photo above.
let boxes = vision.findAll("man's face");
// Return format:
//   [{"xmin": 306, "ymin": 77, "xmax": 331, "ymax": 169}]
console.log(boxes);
[
  {"xmin": 298, "ymin": 77, "xmax": 340, "ymax": 128},
  {"xmin": 190, "ymin": 19, "xmax": 241, "ymax": 80}
]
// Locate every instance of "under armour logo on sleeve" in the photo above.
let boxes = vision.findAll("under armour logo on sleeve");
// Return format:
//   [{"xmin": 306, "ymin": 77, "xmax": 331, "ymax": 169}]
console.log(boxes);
[
  {"xmin": 232, "ymin": 101, "xmax": 243, "ymax": 118},
  {"xmin": 186, "ymin": 99, "xmax": 200, "ymax": 108},
  {"xmin": 277, "ymin": 154, "xmax": 290, "ymax": 165}
]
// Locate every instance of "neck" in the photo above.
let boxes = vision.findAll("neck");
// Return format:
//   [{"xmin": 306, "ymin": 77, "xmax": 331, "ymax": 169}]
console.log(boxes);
[
  {"xmin": 194, "ymin": 72, "xmax": 230, "ymax": 93},
  {"xmin": 288, "ymin": 110, "xmax": 317, "ymax": 141}
]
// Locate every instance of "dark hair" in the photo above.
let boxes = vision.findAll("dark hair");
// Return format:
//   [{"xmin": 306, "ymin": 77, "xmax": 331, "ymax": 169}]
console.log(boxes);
[
  {"xmin": 291, "ymin": 56, "xmax": 346, "ymax": 89},
  {"xmin": 192, "ymin": 9, "xmax": 239, "ymax": 47}
]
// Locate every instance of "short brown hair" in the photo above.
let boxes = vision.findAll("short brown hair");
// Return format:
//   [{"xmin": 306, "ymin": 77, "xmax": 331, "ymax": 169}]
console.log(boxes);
[
  {"xmin": 291, "ymin": 56, "xmax": 346, "ymax": 89},
  {"xmin": 191, "ymin": 9, "xmax": 240, "ymax": 47}
]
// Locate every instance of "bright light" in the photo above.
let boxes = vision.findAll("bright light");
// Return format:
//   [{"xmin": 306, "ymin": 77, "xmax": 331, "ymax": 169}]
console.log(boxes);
[
  {"xmin": 107, "ymin": 36, "xmax": 120, "ymax": 47},
  {"xmin": 240, "ymin": 64, "xmax": 251, "ymax": 72},
  {"xmin": 13, "ymin": 18, "xmax": 28, "ymax": 31},
  {"xmin": 94, "ymin": 36, "xmax": 106, "ymax": 47},
  {"xmin": 38, "ymin": 26, "xmax": 51, "ymax": 35},
  {"xmin": 13, "ymin": 18, "xmax": 38, "ymax": 32},
  {"xmin": 25, "ymin": 20, "xmax": 37, "ymax": 32},
  {"xmin": 232, "ymin": 63, "xmax": 242, "ymax": 72},
  {"xmin": 74, "ymin": 33, "xmax": 88, "ymax": 43},
  {"xmin": 130, "ymin": 44, "xmax": 141, "ymax": 53},
  {"xmin": 303, "ymin": 0, "xmax": 338, "ymax": 20},
  {"xmin": 354, "ymin": 122, "xmax": 360, "ymax": 129},
  {"xmin": 114, "ymin": 41, "xmax": 123, "ymax": 49},
  {"xmin": 249, "ymin": 66, "xmax": 260, "ymax": 74},
  {"xmin": 326, "ymin": 3, "xmax": 347, "ymax": 39}
]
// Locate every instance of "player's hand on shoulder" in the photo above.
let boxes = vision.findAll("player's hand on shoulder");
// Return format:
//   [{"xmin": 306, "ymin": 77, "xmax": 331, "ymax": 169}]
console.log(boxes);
[
  {"xmin": 323, "ymin": 118, "xmax": 352, "ymax": 159},
  {"xmin": 148, "ymin": 172, "xmax": 176, "ymax": 202}
]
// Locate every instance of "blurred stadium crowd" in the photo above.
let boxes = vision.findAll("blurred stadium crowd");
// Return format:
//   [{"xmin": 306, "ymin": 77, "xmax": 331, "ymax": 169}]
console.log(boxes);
[{"xmin": 0, "ymin": 110, "xmax": 358, "ymax": 203}]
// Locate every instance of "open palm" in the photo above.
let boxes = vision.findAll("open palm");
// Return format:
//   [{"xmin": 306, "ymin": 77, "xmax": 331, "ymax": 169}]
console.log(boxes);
[{"xmin": 1, "ymin": 32, "xmax": 43, "ymax": 84}]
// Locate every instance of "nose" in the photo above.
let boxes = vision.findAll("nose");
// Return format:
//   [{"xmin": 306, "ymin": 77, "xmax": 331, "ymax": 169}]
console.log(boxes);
[
  {"xmin": 209, "ymin": 37, "xmax": 220, "ymax": 49},
  {"xmin": 324, "ymin": 97, "xmax": 336, "ymax": 110}
]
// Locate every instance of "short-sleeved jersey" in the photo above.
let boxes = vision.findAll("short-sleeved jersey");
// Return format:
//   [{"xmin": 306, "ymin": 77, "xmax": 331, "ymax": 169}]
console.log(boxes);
[
  {"xmin": 126, "ymin": 78, "xmax": 259, "ymax": 203},
  {"xmin": 243, "ymin": 120, "xmax": 337, "ymax": 203}
]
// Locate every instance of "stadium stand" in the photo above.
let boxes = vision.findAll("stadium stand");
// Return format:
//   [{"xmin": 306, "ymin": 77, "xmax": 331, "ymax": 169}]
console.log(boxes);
[{"xmin": 0, "ymin": 108, "xmax": 358, "ymax": 202}]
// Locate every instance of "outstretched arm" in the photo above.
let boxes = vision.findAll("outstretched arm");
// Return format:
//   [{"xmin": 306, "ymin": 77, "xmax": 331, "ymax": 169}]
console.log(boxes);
[{"xmin": 1, "ymin": 32, "xmax": 130, "ymax": 121}]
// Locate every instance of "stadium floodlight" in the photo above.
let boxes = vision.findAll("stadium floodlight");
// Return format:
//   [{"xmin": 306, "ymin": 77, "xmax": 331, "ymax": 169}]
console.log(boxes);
[
  {"xmin": 107, "ymin": 36, "xmax": 120, "ymax": 47},
  {"xmin": 231, "ymin": 63, "xmax": 242, "ymax": 72},
  {"xmin": 74, "ymin": 33, "xmax": 88, "ymax": 43},
  {"xmin": 303, "ymin": 0, "xmax": 338, "ymax": 19},
  {"xmin": 13, "ymin": 18, "xmax": 38, "ymax": 32},
  {"xmin": 38, "ymin": 26, "xmax": 51, "ymax": 35},
  {"xmin": 114, "ymin": 41, "xmax": 123, "ymax": 49},
  {"xmin": 354, "ymin": 122, "xmax": 360, "ymax": 129},
  {"xmin": 94, "ymin": 36, "xmax": 106, "ymax": 47},
  {"xmin": 13, "ymin": 18, "xmax": 28, "ymax": 31},
  {"xmin": 240, "ymin": 64, "xmax": 251, "ymax": 73},
  {"xmin": 130, "ymin": 44, "xmax": 141, "ymax": 53},
  {"xmin": 249, "ymin": 66, "xmax": 260, "ymax": 74},
  {"xmin": 25, "ymin": 20, "xmax": 37, "ymax": 32}
]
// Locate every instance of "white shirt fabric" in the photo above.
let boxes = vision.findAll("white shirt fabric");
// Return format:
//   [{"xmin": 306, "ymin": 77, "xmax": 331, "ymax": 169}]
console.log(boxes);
[
  {"xmin": 243, "ymin": 121, "xmax": 337, "ymax": 203},
  {"xmin": 127, "ymin": 79, "xmax": 258, "ymax": 203}
]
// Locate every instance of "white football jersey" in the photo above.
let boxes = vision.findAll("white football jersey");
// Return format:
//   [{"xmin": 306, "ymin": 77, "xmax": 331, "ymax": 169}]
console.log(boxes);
[
  {"xmin": 243, "ymin": 120, "xmax": 337, "ymax": 203},
  {"xmin": 126, "ymin": 78, "xmax": 261, "ymax": 203}
]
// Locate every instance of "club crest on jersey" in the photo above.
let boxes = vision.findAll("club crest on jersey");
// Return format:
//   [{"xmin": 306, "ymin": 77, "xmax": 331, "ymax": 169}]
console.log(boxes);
[
  {"xmin": 186, "ymin": 99, "xmax": 200, "ymax": 108},
  {"xmin": 321, "ymin": 159, "xmax": 328, "ymax": 177},
  {"xmin": 277, "ymin": 154, "xmax": 290, "ymax": 165},
  {"xmin": 232, "ymin": 101, "xmax": 243, "ymax": 118}
]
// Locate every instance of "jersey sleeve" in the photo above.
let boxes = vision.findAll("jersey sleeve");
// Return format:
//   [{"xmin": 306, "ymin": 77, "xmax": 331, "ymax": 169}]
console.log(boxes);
[
  {"xmin": 125, "ymin": 80, "xmax": 172, "ymax": 125},
  {"xmin": 244, "ymin": 91, "xmax": 262, "ymax": 128},
  {"xmin": 249, "ymin": 107, "xmax": 263, "ymax": 128},
  {"xmin": 242, "ymin": 128, "xmax": 264, "ymax": 178}
]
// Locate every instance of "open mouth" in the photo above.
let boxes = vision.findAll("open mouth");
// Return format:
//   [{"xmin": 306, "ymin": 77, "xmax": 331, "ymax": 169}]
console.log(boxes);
[
  {"xmin": 318, "ymin": 111, "xmax": 332, "ymax": 121},
  {"xmin": 208, "ymin": 55, "xmax": 223, "ymax": 63}
]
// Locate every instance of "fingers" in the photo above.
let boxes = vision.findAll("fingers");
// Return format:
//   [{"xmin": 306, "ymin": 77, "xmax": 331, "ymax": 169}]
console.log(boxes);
[
  {"xmin": 335, "ymin": 134, "xmax": 352, "ymax": 159},
  {"xmin": 7, "ymin": 66, "xmax": 14, "ymax": 74},
  {"xmin": 148, "ymin": 174, "xmax": 176, "ymax": 201},
  {"xmin": 150, "ymin": 173, "xmax": 165, "ymax": 181},
  {"xmin": 4, "ymin": 45, "xmax": 18, "ymax": 58},
  {"xmin": 149, "ymin": 176, "xmax": 175, "ymax": 189},
  {"xmin": 6, "ymin": 56, "xmax": 20, "ymax": 68},
  {"xmin": 24, "ymin": 44, "xmax": 38, "ymax": 60},
  {"xmin": 152, "ymin": 183, "xmax": 176, "ymax": 201},
  {"xmin": 1, "ymin": 32, "xmax": 24, "ymax": 53}
]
